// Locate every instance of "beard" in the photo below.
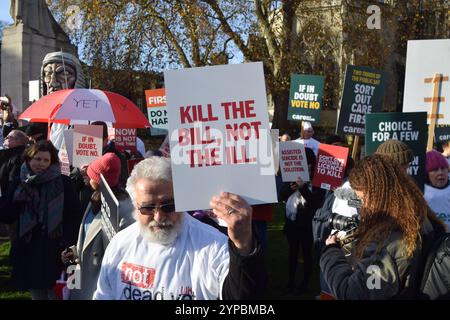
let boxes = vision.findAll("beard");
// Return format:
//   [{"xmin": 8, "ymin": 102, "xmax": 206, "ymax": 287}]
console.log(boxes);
[{"xmin": 138, "ymin": 215, "xmax": 184, "ymax": 246}]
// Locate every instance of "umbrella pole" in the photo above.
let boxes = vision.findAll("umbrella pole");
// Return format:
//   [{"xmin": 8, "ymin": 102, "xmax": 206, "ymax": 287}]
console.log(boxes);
[{"xmin": 47, "ymin": 121, "xmax": 51, "ymax": 141}]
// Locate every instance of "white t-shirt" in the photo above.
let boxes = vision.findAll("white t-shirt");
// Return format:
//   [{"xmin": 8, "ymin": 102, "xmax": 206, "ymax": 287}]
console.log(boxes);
[
  {"xmin": 295, "ymin": 137, "xmax": 320, "ymax": 157},
  {"xmin": 424, "ymin": 183, "xmax": 450, "ymax": 230},
  {"xmin": 93, "ymin": 213, "xmax": 230, "ymax": 300}
]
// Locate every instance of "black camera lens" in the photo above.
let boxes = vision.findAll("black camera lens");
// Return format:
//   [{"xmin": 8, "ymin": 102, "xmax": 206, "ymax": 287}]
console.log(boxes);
[{"xmin": 329, "ymin": 213, "xmax": 359, "ymax": 231}]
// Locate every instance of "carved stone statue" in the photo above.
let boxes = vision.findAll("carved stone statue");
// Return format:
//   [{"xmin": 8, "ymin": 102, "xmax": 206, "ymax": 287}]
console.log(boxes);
[{"xmin": 10, "ymin": 0, "xmax": 68, "ymax": 39}]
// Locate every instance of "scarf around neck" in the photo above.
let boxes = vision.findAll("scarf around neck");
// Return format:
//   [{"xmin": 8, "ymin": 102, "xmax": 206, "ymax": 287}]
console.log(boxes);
[{"xmin": 13, "ymin": 163, "xmax": 64, "ymax": 239}]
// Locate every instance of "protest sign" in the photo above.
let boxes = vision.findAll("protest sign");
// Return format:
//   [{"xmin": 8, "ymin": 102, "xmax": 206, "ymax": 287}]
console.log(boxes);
[
  {"xmin": 403, "ymin": 40, "xmax": 450, "ymax": 150},
  {"xmin": 337, "ymin": 65, "xmax": 387, "ymax": 136},
  {"xmin": 100, "ymin": 174, "xmax": 119, "ymax": 241},
  {"xmin": 288, "ymin": 74, "xmax": 324, "ymax": 122},
  {"xmin": 365, "ymin": 112, "xmax": 427, "ymax": 189},
  {"xmin": 435, "ymin": 125, "xmax": 450, "ymax": 144},
  {"xmin": 312, "ymin": 144, "xmax": 349, "ymax": 191},
  {"xmin": 72, "ymin": 124, "xmax": 103, "ymax": 168},
  {"xmin": 164, "ymin": 62, "xmax": 277, "ymax": 211},
  {"xmin": 403, "ymin": 39, "xmax": 450, "ymax": 125},
  {"xmin": 279, "ymin": 141, "xmax": 310, "ymax": 182},
  {"xmin": 113, "ymin": 128, "xmax": 137, "ymax": 153},
  {"xmin": 146, "ymin": 88, "xmax": 168, "ymax": 136},
  {"xmin": 58, "ymin": 142, "xmax": 71, "ymax": 176}
]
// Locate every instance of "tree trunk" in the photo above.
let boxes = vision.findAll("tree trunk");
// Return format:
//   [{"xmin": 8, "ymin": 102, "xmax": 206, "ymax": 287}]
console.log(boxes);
[{"xmin": 271, "ymin": 89, "xmax": 298, "ymax": 138}]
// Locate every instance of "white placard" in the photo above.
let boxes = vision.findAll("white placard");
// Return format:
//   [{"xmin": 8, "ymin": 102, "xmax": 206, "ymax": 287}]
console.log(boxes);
[
  {"xmin": 164, "ymin": 62, "xmax": 277, "ymax": 211},
  {"xmin": 403, "ymin": 39, "xmax": 450, "ymax": 124},
  {"xmin": 29, "ymin": 80, "xmax": 40, "ymax": 102},
  {"xmin": 72, "ymin": 124, "xmax": 103, "ymax": 168},
  {"xmin": 279, "ymin": 141, "xmax": 310, "ymax": 182},
  {"xmin": 58, "ymin": 141, "xmax": 71, "ymax": 176}
]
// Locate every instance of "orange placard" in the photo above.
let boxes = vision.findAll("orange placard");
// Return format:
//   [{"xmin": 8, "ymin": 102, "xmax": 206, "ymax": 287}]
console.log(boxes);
[{"xmin": 145, "ymin": 88, "xmax": 166, "ymax": 108}]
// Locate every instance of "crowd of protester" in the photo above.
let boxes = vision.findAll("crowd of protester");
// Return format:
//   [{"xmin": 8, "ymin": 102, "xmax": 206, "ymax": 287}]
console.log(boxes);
[{"xmin": 0, "ymin": 90, "xmax": 449, "ymax": 300}]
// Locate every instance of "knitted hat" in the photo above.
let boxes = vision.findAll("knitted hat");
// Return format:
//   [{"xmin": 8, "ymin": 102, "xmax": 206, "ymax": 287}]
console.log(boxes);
[
  {"xmin": 375, "ymin": 140, "xmax": 413, "ymax": 166},
  {"xmin": 426, "ymin": 150, "xmax": 448, "ymax": 173},
  {"xmin": 87, "ymin": 153, "xmax": 121, "ymax": 187}
]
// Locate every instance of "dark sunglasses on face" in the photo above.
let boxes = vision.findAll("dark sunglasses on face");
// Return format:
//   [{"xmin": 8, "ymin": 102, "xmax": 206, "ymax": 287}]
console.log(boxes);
[{"xmin": 137, "ymin": 200, "xmax": 176, "ymax": 215}]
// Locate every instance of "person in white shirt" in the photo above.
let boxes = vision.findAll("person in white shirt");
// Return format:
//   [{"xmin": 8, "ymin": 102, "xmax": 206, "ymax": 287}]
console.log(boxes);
[
  {"xmin": 295, "ymin": 121, "xmax": 319, "ymax": 157},
  {"xmin": 441, "ymin": 140, "xmax": 450, "ymax": 178},
  {"xmin": 424, "ymin": 150, "xmax": 450, "ymax": 230},
  {"xmin": 93, "ymin": 156, "xmax": 266, "ymax": 300}
]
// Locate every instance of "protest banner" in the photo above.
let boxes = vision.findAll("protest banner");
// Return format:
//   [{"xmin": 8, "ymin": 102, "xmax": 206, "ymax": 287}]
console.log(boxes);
[
  {"xmin": 288, "ymin": 74, "xmax": 324, "ymax": 123},
  {"xmin": 164, "ymin": 62, "xmax": 277, "ymax": 211},
  {"xmin": 312, "ymin": 144, "xmax": 349, "ymax": 191},
  {"xmin": 337, "ymin": 65, "xmax": 387, "ymax": 136},
  {"xmin": 146, "ymin": 88, "xmax": 168, "ymax": 136},
  {"xmin": 279, "ymin": 141, "xmax": 310, "ymax": 182},
  {"xmin": 113, "ymin": 128, "xmax": 137, "ymax": 153},
  {"xmin": 58, "ymin": 142, "xmax": 71, "ymax": 176},
  {"xmin": 365, "ymin": 112, "xmax": 427, "ymax": 189},
  {"xmin": 403, "ymin": 40, "xmax": 450, "ymax": 150},
  {"xmin": 403, "ymin": 39, "xmax": 450, "ymax": 124},
  {"xmin": 100, "ymin": 174, "xmax": 119, "ymax": 241},
  {"xmin": 435, "ymin": 125, "xmax": 450, "ymax": 144},
  {"xmin": 72, "ymin": 124, "xmax": 103, "ymax": 168}
]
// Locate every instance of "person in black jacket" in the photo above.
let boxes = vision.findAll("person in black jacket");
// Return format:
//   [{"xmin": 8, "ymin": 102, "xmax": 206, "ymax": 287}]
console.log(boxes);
[
  {"xmin": 0, "ymin": 130, "xmax": 29, "ymax": 194},
  {"xmin": 320, "ymin": 154, "xmax": 444, "ymax": 299},
  {"xmin": 280, "ymin": 147, "xmax": 326, "ymax": 293},
  {"xmin": 0, "ymin": 140, "xmax": 82, "ymax": 299}
]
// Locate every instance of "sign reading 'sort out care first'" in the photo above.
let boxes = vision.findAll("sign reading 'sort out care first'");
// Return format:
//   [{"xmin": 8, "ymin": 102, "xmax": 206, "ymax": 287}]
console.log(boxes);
[
  {"xmin": 288, "ymin": 74, "xmax": 324, "ymax": 123},
  {"xmin": 145, "ymin": 88, "xmax": 168, "ymax": 130},
  {"xmin": 337, "ymin": 65, "xmax": 387, "ymax": 136}
]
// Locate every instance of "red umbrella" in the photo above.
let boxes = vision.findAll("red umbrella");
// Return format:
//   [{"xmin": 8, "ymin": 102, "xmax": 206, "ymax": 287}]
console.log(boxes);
[{"xmin": 19, "ymin": 89, "xmax": 151, "ymax": 128}]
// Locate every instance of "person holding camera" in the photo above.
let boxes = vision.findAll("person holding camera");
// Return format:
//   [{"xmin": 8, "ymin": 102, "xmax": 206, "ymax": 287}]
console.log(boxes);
[{"xmin": 320, "ymin": 154, "xmax": 444, "ymax": 299}]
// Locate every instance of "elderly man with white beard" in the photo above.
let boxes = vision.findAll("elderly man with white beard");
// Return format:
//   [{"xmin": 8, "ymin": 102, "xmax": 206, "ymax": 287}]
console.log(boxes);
[{"xmin": 93, "ymin": 157, "xmax": 267, "ymax": 300}]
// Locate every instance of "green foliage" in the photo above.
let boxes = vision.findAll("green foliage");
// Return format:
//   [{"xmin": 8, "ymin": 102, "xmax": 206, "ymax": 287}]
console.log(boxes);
[{"xmin": 0, "ymin": 241, "xmax": 30, "ymax": 300}]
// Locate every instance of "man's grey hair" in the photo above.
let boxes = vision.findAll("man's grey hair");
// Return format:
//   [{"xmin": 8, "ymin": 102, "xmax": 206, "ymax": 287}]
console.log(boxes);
[
  {"xmin": 40, "ymin": 51, "xmax": 86, "ymax": 96},
  {"xmin": 126, "ymin": 156, "xmax": 172, "ymax": 204},
  {"xmin": 10, "ymin": 130, "xmax": 29, "ymax": 145}
]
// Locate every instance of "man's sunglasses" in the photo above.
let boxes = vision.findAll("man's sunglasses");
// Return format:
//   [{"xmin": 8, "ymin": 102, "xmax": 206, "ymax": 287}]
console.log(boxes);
[{"xmin": 137, "ymin": 201, "xmax": 176, "ymax": 215}]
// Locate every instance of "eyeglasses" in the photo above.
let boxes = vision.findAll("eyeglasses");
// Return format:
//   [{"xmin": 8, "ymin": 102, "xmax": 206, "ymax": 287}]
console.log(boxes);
[{"xmin": 137, "ymin": 200, "xmax": 176, "ymax": 215}]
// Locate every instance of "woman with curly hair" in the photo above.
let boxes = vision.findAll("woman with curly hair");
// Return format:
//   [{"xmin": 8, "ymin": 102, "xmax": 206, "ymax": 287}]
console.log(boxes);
[{"xmin": 319, "ymin": 154, "xmax": 444, "ymax": 299}]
